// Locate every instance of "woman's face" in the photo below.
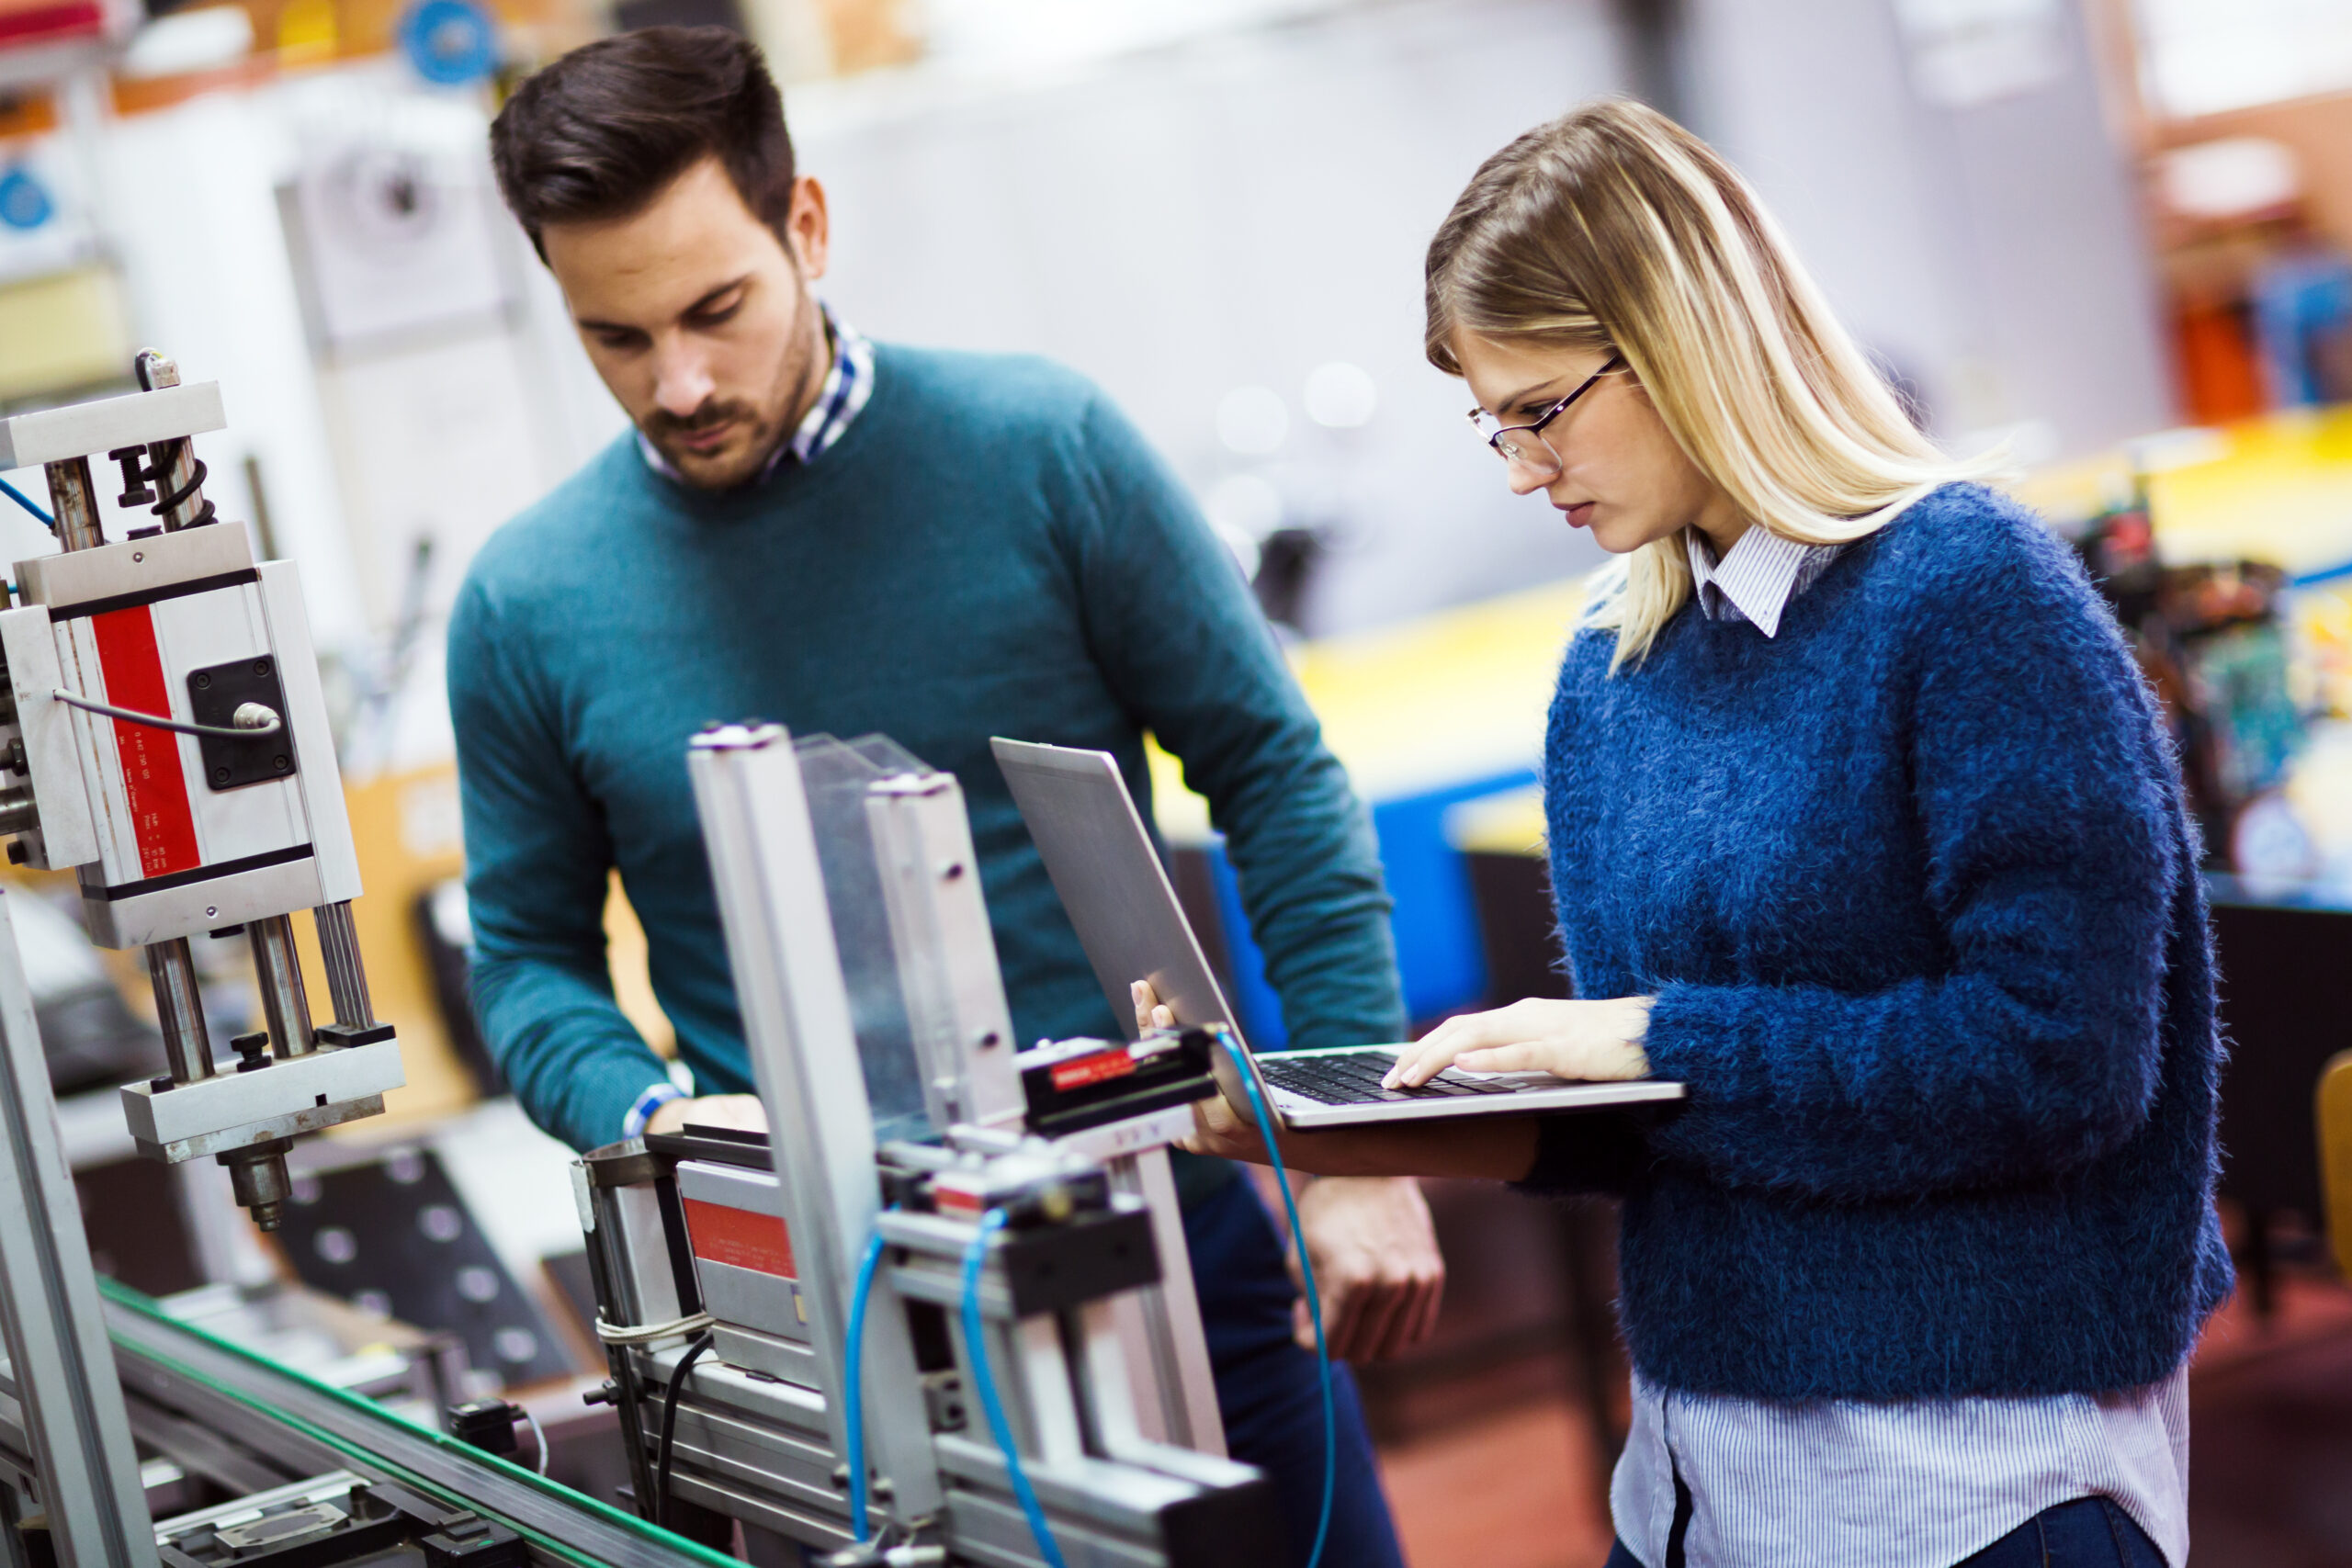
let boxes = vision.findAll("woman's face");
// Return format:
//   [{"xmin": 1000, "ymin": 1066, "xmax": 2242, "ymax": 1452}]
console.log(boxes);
[{"xmin": 1453, "ymin": 332, "xmax": 1740, "ymax": 554}]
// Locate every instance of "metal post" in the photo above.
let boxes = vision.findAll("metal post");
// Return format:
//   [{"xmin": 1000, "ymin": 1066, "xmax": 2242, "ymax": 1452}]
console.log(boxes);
[
  {"xmin": 685, "ymin": 725, "xmax": 943, "ymax": 1522},
  {"xmin": 145, "ymin": 939, "xmax": 213, "ymax": 1084},
  {"xmin": 311, "ymin": 901, "xmax": 375, "ymax": 1026},
  {"xmin": 573, "ymin": 1157, "xmax": 665, "ymax": 1519},
  {"xmin": 132, "ymin": 353, "xmax": 208, "ymax": 532},
  {"xmin": 42, "ymin": 458, "xmax": 101, "ymax": 553},
  {"xmin": 1103, "ymin": 1148, "xmax": 1225, "ymax": 1456},
  {"xmin": 0, "ymin": 890, "xmax": 160, "ymax": 1567},
  {"xmin": 248, "ymin": 915, "xmax": 314, "ymax": 1059},
  {"xmin": 865, "ymin": 774, "xmax": 1024, "ymax": 1134}
]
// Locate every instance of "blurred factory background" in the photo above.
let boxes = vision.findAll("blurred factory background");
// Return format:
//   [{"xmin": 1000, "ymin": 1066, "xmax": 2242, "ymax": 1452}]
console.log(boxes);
[{"xmin": 2, "ymin": 0, "xmax": 2352, "ymax": 1562}]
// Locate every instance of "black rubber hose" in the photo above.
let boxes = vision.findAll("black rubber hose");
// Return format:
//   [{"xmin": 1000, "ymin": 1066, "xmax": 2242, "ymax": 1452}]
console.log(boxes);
[
  {"xmin": 151, "ymin": 448, "xmax": 217, "ymax": 527},
  {"xmin": 654, "ymin": 1330, "xmax": 717, "ymax": 1529}
]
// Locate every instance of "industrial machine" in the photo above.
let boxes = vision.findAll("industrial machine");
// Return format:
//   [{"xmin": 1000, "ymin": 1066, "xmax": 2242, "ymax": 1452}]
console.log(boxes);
[
  {"xmin": 0, "ymin": 366, "xmax": 1305, "ymax": 1568},
  {"xmin": 0, "ymin": 358, "xmax": 732, "ymax": 1568},
  {"xmin": 575, "ymin": 728, "xmax": 1288, "ymax": 1566},
  {"xmin": 0, "ymin": 349, "xmax": 400, "ymax": 1234}
]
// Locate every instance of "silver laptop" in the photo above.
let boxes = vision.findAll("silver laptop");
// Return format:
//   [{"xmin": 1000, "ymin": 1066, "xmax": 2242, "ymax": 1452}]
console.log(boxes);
[{"xmin": 991, "ymin": 737, "xmax": 1684, "ymax": 1130}]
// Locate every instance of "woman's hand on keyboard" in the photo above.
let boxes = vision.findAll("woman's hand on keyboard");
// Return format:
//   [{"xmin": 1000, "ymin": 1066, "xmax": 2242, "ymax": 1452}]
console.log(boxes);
[
  {"xmin": 1384, "ymin": 997, "xmax": 1654, "ymax": 1090},
  {"xmin": 1180, "ymin": 1077, "xmax": 1544, "ymax": 1180}
]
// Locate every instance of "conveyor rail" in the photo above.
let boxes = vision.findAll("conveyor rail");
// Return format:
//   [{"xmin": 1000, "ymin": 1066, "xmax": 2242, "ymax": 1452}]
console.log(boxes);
[{"xmin": 96, "ymin": 1280, "xmax": 729, "ymax": 1568}]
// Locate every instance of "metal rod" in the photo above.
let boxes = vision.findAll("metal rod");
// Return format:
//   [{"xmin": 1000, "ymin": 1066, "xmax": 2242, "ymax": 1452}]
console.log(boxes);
[
  {"xmin": 43, "ymin": 457, "xmax": 101, "ymax": 552},
  {"xmin": 582, "ymin": 1175, "xmax": 667, "ymax": 1520},
  {"xmin": 146, "ymin": 939, "xmax": 214, "ymax": 1084},
  {"xmin": 312, "ymin": 901, "xmax": 376, "ymax": 1026},
  {"xmin": 249, "ymin": 914, "xmax": 314, "ymax": 1060}
]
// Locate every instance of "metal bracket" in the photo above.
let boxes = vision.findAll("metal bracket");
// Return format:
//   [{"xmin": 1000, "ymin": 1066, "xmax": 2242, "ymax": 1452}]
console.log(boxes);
[
  {"xmin": 186, "ymin": 654, "xmax": 294, "ymax": 792},
  {"xmin": 119, "ymin": 1038, "xmax": 406, "ymax": 1161}
]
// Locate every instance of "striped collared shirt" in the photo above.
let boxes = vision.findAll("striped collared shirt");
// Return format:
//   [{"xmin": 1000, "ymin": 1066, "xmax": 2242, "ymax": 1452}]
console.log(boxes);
[
  {"xmin": 1618, "ymin": 1368, "xmax": 2189, "ymax": 1566},
  {"xmin": 1683, "ymin": 524, "xmax": 1842, "ymax": 636},
  {"xmin": 1629, "ymin": 519, "xmax": 2190, "ymax": 1567},
  {"xmin": 636, "ymin": 303, "xmax": 875, "ymax": 485}
]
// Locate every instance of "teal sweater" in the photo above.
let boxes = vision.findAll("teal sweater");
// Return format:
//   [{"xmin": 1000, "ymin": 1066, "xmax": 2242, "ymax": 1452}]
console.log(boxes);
[{"xmin": 447, "ymin": 344, "xmax": 1405, "ymax": 1156}]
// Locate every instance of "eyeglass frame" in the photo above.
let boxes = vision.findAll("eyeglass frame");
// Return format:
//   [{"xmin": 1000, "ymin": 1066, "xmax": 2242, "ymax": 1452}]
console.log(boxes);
[{"xmin": 1467, "ymin": 352, "xmax": 1626, "ymax": 478}]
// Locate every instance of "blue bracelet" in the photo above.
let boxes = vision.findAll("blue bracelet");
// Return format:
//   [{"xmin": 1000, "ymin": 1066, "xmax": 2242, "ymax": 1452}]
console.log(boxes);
[{"xmin": 623, "ymin": 1081, "xmax": 686, "ymax": 1139}]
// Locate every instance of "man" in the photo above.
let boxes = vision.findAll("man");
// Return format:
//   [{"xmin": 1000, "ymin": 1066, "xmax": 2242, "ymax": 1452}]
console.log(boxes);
[{"xmin": 458, "ymin": 27, "xmax": 1438, "ymax": 1564}]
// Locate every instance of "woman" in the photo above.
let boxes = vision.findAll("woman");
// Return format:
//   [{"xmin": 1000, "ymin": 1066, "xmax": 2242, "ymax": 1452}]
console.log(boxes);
[{"xmin": 1181, "ymin": 100, "xmax": 2229, "ymax": 1568}]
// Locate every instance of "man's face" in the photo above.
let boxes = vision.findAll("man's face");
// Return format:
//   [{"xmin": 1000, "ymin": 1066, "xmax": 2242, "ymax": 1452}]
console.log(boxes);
[{"xmin": 544, "ymin": 156, "xmax": 831, "ymax": 491}]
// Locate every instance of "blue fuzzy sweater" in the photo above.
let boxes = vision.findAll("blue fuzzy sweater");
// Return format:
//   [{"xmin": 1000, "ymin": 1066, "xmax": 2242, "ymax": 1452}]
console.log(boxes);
[{"xmin": 1522, "ymin": 483, "xmax": 2233, "ymax": 1403}]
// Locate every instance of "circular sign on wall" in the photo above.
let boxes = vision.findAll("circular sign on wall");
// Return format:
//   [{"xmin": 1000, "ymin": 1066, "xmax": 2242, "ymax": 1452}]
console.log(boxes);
[
  {"xmin": 0, "ymin": 166, "xmax": 53, "ymax": 232},
  {"xmin": 398, "ymin": 0, "xmax": 497, "ymax": 85}
]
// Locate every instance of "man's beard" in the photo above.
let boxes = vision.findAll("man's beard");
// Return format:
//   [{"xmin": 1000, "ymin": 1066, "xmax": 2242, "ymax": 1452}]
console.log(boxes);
[
  {"xmin": 642, "ymin": 399, "xmax": 783, "ymax": 488},
  {"xmin": 639, "ymin": 297, "xmax": 828, "ymax": 490}
]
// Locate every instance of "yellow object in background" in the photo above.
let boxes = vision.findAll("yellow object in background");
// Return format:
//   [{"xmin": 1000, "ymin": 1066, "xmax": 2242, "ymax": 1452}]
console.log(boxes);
[
  {"xmin": 1148, "ymin": 577, "xmax": 1586, "ymax": 842},
  {"xmin": 2016, "ymin": 408, "xmax": 2352, "ymax": 577},
  {"xmin": 2322, "ymin": 1050, "xmax": 2352, "ymax": 1278},
  {"xmin": 0, "ymin": 267, "xmax": 132, "ymax": 406},
  {"xmin": 275, "ymin": 0, "xmax": 339, "ymax": 63}
]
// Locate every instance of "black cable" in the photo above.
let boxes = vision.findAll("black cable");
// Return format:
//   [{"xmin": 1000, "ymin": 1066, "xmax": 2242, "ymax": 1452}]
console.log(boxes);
[
  {"xmin": 653, "ymin": 1329, "xmax": 716, "ymax": 1529},
  {"xmin": 151, "ymin": 447, "xmax": 216, "ymax": 528}
]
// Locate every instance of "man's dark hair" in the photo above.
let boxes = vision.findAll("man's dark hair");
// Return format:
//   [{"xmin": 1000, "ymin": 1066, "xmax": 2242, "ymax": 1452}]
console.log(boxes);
[{"xmin": 490, "ymin": 27, "xmax": 797, "ymax": 259}]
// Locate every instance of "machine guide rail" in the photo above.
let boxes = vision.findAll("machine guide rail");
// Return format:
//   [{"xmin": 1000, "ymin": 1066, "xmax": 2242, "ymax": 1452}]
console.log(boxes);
[{"xmin": 88, "ymin": 1282, "xmax": 736, "ymax": 1568}]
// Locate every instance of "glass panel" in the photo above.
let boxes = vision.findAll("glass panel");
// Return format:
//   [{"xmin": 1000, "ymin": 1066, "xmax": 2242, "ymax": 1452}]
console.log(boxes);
[{"xmin": 793, "ymin": 733, "xmax": 934, "ymax": 1144}]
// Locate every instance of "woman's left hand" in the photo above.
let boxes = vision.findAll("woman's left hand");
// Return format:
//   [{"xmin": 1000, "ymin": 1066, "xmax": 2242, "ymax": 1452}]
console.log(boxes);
[{"xmin": 1384, "ymin": 996, "xmax": 1655, "ymax": 1089}]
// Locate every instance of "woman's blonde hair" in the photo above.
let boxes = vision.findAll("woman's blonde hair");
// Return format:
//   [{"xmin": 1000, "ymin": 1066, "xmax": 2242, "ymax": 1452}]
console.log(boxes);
[{"xmin": 1426, "ymin": 99, "xmax": 1990, "ymax": 671}]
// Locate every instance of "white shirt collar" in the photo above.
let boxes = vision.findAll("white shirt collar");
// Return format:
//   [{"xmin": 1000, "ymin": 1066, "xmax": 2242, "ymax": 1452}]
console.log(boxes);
[{"xmin": 1684, "ymin": 525, "xmax": 1842, "ymax": 637}]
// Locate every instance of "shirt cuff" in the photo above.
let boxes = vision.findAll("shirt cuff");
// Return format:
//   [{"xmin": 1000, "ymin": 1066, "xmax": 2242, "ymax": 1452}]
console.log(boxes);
[{"xmin": 622, "ymin": 1081, "xmax": 686, "ymax": 1140}]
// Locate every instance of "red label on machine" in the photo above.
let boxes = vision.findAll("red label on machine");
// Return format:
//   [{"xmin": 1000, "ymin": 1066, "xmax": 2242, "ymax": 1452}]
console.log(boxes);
[
  {"xmin": 89, "ymin": 607, "xmax": 199, "ymax": 879},
  {"xmin": 1050, "ymin": 1045, "xmax": 1139, "ymax": 1092},
  {"xmin": 682, "ymin": 1198, "xmax": 797, "ymax": 1279}
]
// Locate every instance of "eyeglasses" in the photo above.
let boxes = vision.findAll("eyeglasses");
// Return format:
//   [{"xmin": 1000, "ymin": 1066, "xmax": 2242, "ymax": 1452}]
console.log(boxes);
[{"xmin": 1466, "ymin": 353, "xmax": 1625, "ymax": 479}]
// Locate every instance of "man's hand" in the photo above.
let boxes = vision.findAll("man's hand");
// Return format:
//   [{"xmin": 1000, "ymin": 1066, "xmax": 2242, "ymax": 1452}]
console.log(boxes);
[
  {"xmin": 1131, "ymin": 979, "xmax": 1180, "ymax": 1034},
  {"xmin": 644, "ymin": 1093, "xmax": 767, "ymax": 1138},
  {"xmin": 1285, "ymin": 1175, "xmax": 1443, "ymax": 1361}
]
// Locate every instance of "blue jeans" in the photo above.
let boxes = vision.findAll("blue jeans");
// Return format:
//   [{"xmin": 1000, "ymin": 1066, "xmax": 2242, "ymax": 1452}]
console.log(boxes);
[
  {"xmin": 1187, "ymin": 1175, "xmax": 1407, "ymax": 1568},
  {"xmin": 1601, "ymin": 1494, "xmax": 2166, "ymax": 1568}
]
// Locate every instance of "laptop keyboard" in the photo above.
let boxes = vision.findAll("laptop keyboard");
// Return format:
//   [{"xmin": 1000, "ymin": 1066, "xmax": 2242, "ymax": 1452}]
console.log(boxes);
[{"xmin": 1257, "ymin": 1052, "xmax": 1522, "ymax": 1105}]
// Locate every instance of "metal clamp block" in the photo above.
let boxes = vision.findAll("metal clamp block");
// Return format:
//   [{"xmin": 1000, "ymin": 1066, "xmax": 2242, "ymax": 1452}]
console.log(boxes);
[
  {"xmin": 119, "ymin": 1038, "xmax": 405, "ymax": 1162},
  {"xmin": 0, "ymin": 382, "xmax": 226, "ymax": 470}
]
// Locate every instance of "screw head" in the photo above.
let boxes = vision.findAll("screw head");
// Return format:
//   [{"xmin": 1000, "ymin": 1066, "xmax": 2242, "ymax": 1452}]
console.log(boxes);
[
  {"xmin": 254, "ymin": 659, "xmax": 271, "ymax": 677},
  {"xmin": 194, "ymin": 672, "xmax": 211, "ymax": 689},
  {"xmin": 273, "ymin": 755, "xmax": 289, "ymax": 771},
  {"xmin": 212, "ymin": 767, "xmax": 231, "ymax": 784},
  {"xmin": 205, "ymin": 906, "xmax": 218, "ymax": 919}
]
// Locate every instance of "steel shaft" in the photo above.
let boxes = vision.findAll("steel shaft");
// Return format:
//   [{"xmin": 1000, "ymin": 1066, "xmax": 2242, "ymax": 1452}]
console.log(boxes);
[
  {"xmin": 249, "ymin": 914, "xmax": 314, "ymax": 1059},
  {"xmin": 44, "ymin": 457, "xmax": 101, "ymax": 552},
  {"xmin": 312, "ymin": 900, "xmax": 377, "ymax": 1026},
  {"xmin": 145, "ymin": 939, "xmax": 213, "ymax": 1084}
]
